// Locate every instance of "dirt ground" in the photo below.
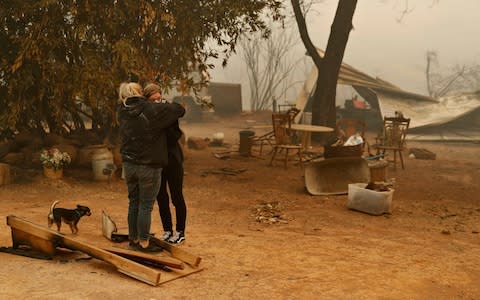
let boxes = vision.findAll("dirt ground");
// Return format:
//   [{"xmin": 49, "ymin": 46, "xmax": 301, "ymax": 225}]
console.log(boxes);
[{"xmin": 0, "ymin": 113, "xmax": 479, "ymax": 299}]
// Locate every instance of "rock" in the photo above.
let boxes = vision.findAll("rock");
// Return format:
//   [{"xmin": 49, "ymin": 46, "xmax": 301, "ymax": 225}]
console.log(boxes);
[
  {"xmin": 2, "ymin": 152, "xmax": 25, "ymax": 165},
  {"xmin": 44, "ymin": 133, "xmax": 65, "ymax": 147},
  {"xmin": 187, "ymin": 137, "xmax": 209, "ymax": 150},
  {"xmin": 14, "ymin": 131, "xmax": 37, "ymax": 148},
  {"xmin": 21, "ymin": 146, "xmax": 42, "ymax": 167},
  {"xmin": 0, "ymin": 142, "xmax": 10, "ymax": 160}
]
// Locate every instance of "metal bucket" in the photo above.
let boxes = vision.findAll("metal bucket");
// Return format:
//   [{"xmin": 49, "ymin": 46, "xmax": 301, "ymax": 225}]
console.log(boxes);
[
  {"xmin": 239, "ymin": 130, "xmax": 255, "ymax": 156},
  {"xmin": 304, "ymin": 157, "xmax": 370, "ymax": 195},
  {"xmin": 91, "ymin": 147, "xmax": 114, "ymax": 181}
]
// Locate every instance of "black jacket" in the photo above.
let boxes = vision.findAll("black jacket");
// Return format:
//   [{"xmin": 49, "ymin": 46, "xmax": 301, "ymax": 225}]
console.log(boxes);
[
  {"xmin": 117, "ymin": 96, "xmax": 185, "ymax": 167},
  {"xmin": 166, "ymin": 120, "xmax": 184, "ymax": 164}
]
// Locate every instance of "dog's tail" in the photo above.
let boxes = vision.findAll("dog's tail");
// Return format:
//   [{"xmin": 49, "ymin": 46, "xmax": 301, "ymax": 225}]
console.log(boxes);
[
  {"xmin": 47, "ymin": 201, "xmax": 60, "ymax": 227},
  {"xmin": 49, "ymin": 200, "xmax": 59, "ymax": 215}
]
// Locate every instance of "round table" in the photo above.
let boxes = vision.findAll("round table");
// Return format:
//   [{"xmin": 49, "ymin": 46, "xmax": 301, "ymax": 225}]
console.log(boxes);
[
  {"xmin": 290, "ymin": 124, "xmax": 334, "ymax": 150},
  {"xmin": 290, "ymin": 124, "xmax": 334, "ymax": 133}
]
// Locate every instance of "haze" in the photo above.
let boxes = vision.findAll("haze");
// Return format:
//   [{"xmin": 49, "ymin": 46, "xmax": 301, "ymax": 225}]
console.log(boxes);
[{"xmin": 210, "ymin": 0, "xmax": 480, "ymax": 107}]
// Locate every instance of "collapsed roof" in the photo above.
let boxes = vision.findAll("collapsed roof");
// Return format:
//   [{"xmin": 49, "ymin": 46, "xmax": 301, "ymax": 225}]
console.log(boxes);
[{"xmin": 295, "ymin": 50, "xmax": 480, "ymax": 142}]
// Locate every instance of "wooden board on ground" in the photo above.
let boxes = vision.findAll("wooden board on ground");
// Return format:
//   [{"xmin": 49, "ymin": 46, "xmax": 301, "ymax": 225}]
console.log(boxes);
[
  {"xmin": 108, "ymin": 231, "xmax": 202, "ymax": 268},
  {"xmin": 150, "ymin": 236, "xmax": 202, "ymax": 267},
  {"xmin": 158, "ymin": 262, "xmax": 204, "ymax": 285},
  {"xmin": 105, "ymin": 246, "xmax": 185, "ymax": 270},
  {"xmin": 102, "ymin": 211, "xmax": 202, "ymax": 268},
  {"xmin": 6, "ymin": 215, "xmax": 162, "ymax": 286}
]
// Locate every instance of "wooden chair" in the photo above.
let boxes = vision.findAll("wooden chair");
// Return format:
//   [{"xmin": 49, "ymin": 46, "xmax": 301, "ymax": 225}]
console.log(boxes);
[
  {"xmin": 373, "ymin": 116, "xmax": 410, "ymax": 169},
  {"xmin": 250, "ymin": 130, "xmax": 275, "ymax": 155},
  {"xmin": 269, "ymin": 108, "xmax": 303, "ymax": 169},
  {"xmin": 277, "ymin": 103, "xmax": 296, "ymax": 113},
  {"xmin": 251, "ymin": 108, "xmax": 300, "ymax": 156}
]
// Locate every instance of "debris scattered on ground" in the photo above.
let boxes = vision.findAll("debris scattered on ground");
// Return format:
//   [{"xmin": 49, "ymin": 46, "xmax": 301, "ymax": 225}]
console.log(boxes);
[
  {"xmin": 253, "ymin": 201, "xmax": 289, "ymax": 224},
  {"xmin": 365, "ymin": 179, "xmax": 395, "ymax": 192},
  {"xmin": 212, "ymin": 151, "xmax": 233, "ymax": 160},
  {"xmin": 409, "ymin": 148, "xmax": 436, "ymax": 160},
  {"xmin": 200, "ymin": 167, "xmax": 246, "ymax": 176}
]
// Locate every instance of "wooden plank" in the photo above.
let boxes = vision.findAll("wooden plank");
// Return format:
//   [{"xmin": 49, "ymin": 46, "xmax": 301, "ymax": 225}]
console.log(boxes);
[
  {"xmin": 111, "ymin": 232, "xmax": 202, "ymax": 268},
  {"xmin": 158, "ymin": 263, "xmax": 204, "ymax": 285},
  {"xmin": 149, "ymin": 236, "xmax": 202, "ymax": 267},
  {"xmin": 11, "ymin": 228, "xmax": 56, "ymax": 257},
  {"xmin": 0, "ymin": 246, "xmax": 53, "ymax": 260},
  {"xmin": 6, "ymin": 215, "xmax": 161, "ymax": 286},
  {"xmin": 104, "ymin": 247, "xmax": 184, "ymax": 270}
]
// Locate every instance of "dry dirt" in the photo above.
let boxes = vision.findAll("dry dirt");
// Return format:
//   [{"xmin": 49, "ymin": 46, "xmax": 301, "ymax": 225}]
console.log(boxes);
[{"xmin": 1, "ymin": 113, "xmax": 479, "ymax": 299}]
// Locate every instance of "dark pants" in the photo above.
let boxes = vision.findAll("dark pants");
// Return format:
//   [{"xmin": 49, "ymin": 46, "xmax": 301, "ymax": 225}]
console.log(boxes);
[
  {"xmin": 123, "ymin": 162, "xmax": 162, "ymax": 241},
  {"xmin": 156, "ymin": 157, "xmax": 186, "ymax": 232}
]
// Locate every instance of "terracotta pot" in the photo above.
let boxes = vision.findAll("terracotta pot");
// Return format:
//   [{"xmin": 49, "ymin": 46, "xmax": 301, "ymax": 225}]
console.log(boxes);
[{"xmin": 43, "ymin": 166, "xmax": 63, "ymax": 180}]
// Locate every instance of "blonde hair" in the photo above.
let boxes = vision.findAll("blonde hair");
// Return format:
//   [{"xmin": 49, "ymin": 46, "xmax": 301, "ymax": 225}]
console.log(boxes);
[
  {"xmin": 118, "ymin": 82, "xmax": 143, "ymax": 105},
  {"xmin": 143, "ymin": 83, "xmax": 161, "ymax": 100}
]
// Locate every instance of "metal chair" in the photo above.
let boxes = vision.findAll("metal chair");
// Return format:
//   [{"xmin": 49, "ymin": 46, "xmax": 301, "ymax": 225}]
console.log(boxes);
[
  {"xmin": 269, "ymin": 108, "xmax": 303, "ymax": 169},
  {"xmin": 373, "ymin": 116, "xmax": 410, "ymax": 169}
]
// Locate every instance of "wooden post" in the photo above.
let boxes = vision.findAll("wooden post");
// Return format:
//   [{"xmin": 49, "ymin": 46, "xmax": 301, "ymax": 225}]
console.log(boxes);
[{"xmin": 0, "ymin": 163, "xmax": 11, "ymax": 185}]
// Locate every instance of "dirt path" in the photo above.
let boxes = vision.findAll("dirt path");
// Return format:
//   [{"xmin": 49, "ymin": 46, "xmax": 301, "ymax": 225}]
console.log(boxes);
[{"xmin": 0, "ymin": 115, "xmax": 479, "ymax": 299}]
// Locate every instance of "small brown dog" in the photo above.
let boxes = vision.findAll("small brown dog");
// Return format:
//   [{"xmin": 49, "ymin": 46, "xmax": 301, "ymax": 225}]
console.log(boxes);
[{"xmin": 47, "ymin": 200, "xmax": 91, "ymax": 234}]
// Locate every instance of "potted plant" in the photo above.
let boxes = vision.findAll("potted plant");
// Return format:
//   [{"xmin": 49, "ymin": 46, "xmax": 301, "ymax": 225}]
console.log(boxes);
[{"xmin": 40, "ymin": 147, "xmax": 71, "ymax": 179}]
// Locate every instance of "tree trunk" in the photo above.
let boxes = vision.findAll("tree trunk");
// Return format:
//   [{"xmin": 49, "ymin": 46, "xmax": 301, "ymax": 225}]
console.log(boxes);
[
  {"xmin": 312, "ymin": 0, "xmax": 357, "ymax": 127},
  {"xmin": 292, "ymin": 0, "xmax": 357, "ymax": 141}
]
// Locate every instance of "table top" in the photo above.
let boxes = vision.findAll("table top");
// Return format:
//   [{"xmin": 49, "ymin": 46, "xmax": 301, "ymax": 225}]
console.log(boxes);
[
  {"xmin": 251, "ymin": 124, "xmax": 273, "ymax": 129},
  {"xmin": 290, "ymin": 123, "xmax": 334, "ymax": 133}
]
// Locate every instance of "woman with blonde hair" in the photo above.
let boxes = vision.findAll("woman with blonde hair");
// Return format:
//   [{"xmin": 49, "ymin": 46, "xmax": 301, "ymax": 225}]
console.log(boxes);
[
  {"xmin": 117, "ymin": 81, "xmax": 185, "ymax": 252},
  {"xmin": 144, "ymin": 83, "xmax": 187, "ymax": 244},
  {"xmin": 118, "ymin": 82, "xmax": 143, "ymax": 104}
]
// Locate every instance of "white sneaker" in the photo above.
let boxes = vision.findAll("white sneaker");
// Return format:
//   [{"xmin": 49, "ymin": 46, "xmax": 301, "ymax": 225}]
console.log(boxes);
[
  {"xmin": 168, "ymin": 231, "xmax": 185, "ymax": 244},
  {"xmin": 160, "ymin": 231, "xmax": 172, "ymax": 241}
]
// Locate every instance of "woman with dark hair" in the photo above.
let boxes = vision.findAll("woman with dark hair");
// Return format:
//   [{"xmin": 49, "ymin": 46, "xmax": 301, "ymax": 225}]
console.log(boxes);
[{"xmin": 144, "ymin": 83, "xmax": 187, "ymax": 244}]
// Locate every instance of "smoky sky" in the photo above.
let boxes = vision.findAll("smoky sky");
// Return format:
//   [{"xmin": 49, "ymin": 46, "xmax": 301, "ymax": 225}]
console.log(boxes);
[{"xmin": 209, "ymin": 0, "xmax": 480, "ymax": 108}]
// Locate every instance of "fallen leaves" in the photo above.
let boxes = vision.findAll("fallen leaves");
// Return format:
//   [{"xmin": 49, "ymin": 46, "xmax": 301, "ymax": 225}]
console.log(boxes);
[{"xmin": 253, "ymin": 201, "xmax": 289, "ymax": 224}]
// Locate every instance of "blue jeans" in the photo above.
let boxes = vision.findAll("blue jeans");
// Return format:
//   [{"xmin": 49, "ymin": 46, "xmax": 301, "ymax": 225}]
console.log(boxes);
[{"xmin": 123, "ymin": 162, "xmax": 162, "ymax": 241}]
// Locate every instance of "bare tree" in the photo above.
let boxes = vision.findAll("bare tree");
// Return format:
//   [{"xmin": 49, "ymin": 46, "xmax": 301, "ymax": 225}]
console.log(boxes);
[
  {"xmin": 425, "ymin": 51, "xmax": 480, "ymax": 97},
  {"xmin": 239, "ymin": 22, "xmax": 306, "ymax": 111},
  {"xmin": 425, "ymin": 51, "xmax": 437, "ymax": 97}
]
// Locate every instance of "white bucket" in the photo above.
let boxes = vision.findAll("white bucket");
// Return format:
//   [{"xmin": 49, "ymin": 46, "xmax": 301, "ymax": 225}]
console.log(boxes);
[
  {"xmin": 347, "ymin": 183, "xmax": 394, "ymax": 215},
  {"xmin": 91, "ymin": 147, "xmax": 114, "ymax": 181},
  {"xmin": 77, "ymin": 144, "xmax": 107, "ymax": 168}
]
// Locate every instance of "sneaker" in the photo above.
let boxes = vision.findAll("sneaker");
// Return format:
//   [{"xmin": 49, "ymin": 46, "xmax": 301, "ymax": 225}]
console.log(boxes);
[
  {"xmin": 168, "ymin": 231, "xmax": 185, "ymax": 244},
  {"xmin": 129, "ymin": 240, "xmax": 163, "ymax": 253},
  {"xmin": 128, "ymin": 241, "xmax": 138, "ymax": 250},
  {"xmin": 160, "ymin": 231, "xmax": 172, "ymax": 241},
  {"xmin": 136, "ymin": 242, "xmax": 163, "ymax": 253}
]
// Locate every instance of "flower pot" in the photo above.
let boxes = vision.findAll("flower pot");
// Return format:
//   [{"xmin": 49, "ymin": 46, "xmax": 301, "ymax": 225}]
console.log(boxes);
[{"xmin": 43, "ymin": 166, "xmax": 63, "ymax": 179}]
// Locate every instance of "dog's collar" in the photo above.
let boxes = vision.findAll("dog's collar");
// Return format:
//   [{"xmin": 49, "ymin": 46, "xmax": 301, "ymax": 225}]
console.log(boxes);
[{"xmin": 75, "ymin": 210, "xmax": 82, "ymax": 217}]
